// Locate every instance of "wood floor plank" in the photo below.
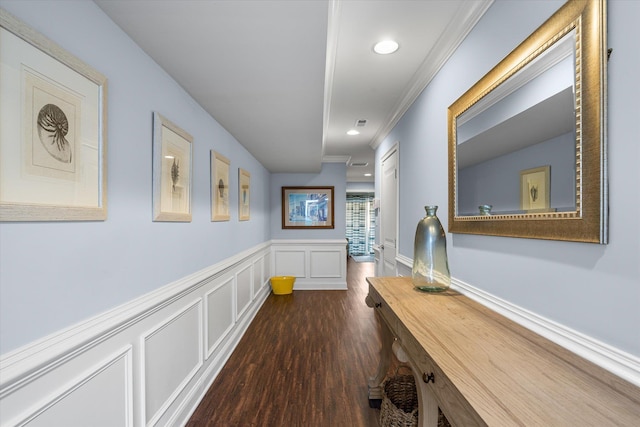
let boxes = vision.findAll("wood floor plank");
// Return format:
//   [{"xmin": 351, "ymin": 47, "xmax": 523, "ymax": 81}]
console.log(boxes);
[{"xmin": 186, "ymin": 258, "xmax": 381, "ymax": 426}]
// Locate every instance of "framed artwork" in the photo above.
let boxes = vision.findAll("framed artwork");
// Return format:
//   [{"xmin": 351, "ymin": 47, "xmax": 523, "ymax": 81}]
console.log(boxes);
[
  {"xmin": 282, "ymin": 186, "xmax": 334, "ymax": 229},
  {"xmin": 210, "ymin": 150, "xmax": 230, "ymax": 221},
  {"xmin": 238, "ymin": 168, "xmax": 250, "ymax": 221},
  {"xmin": 152, "ymin": 112, "xmax": 192, "ymax": 222},
  {"xmin": 520, "ymin": 166, "xmax": 550, "ymax": 212},
  {"xmin": 0, "ymin": 9, "xmax": 107, "ymax": 221}
]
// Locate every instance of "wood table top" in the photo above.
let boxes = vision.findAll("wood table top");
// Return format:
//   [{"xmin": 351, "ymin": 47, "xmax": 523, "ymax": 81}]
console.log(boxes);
[{"xmin": 367, "ymin": 276, "xmax": 640, "ymax": 426}]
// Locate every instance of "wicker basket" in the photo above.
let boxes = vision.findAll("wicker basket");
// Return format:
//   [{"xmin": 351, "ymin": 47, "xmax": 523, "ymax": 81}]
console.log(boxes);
[{"xmin": 379, "ymin": 365, "xmax": 418, "ymax": 427}]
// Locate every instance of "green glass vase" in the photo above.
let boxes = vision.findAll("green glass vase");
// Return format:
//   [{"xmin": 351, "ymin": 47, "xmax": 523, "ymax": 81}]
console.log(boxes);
[{"xmin": 411, "ymin": 205, "xmax": 451, "ymax": 292}]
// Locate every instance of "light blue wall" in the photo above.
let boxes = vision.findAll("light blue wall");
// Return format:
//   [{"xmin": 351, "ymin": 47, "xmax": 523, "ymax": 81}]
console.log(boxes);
[
  {"xmin": 376, "ymin": 0, "xmax": 640, "ymax": 357},
  {"xmin": 0, "ymin": 0, "xmax": 271, "ymax": 353},
  {"xmin": 346, "ymin": 181, "xmax": 374, "ymax": 193},
  {"xmin": 458, "ymin": 132, "xmax": 575, "ymax": 214},
  {"xmin": 270, "ymin": 163, "xmax": 347, "ymax": 240},
  {"xmin": 3, "ymin": 0, "xmax": 637, "ymax": 363}
]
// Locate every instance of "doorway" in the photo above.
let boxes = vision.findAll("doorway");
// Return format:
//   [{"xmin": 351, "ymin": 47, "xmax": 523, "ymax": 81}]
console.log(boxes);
[{"xmin": 346, "ymin": 193, "xmax": 375, "ymax": 261}]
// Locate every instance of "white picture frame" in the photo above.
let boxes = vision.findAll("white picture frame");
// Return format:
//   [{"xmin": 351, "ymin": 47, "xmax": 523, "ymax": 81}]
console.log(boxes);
[
  {"xmin": 211, "ymin": 150, "xmax": 230, "ymax": 221},
  {"xmin": 152, "ymin": 112, "xmax": 193, "ymax": 222},
  {"xmin": 238, "ymin": 168, "xmax": 250, "ymax": 221},
  {"xmin": 0, "ymin": 9, "xmax": 108, "ymax": 221},
  {"xmin": 520, "ymin": 165, "xmax": 551, "ymax": 212}
]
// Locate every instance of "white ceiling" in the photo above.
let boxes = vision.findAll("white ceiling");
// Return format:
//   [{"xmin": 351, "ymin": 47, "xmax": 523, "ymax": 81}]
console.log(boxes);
[
  {"xmin": 95, "ymin": 0, "xmax": 492, "ymax": 182},
  {"xmin": 457, "ymin": 88, "xmax": 576, "ymax": 169}
]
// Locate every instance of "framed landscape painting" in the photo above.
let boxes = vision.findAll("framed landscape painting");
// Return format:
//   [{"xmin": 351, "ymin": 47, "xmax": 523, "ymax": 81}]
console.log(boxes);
[
  {"xmin": 282, "ymin": 186, "xmax": 334, "ymax": 229},
  {"xmin": 0, "ymin": 9, "xmax": 107, "ymax": 221}
]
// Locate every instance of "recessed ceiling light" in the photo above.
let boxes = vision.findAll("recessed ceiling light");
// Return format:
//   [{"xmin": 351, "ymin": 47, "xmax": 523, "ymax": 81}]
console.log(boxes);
[
  {"xmin": 364, "ymin": 173, "xmax": 372, "ymax": 177},
  {"xmin": 347, "ymin": 129, "xmax": 360, "ymax": 136},
  {"xmin": 373, "ymin": 40, "xmax": 399, "ymax": 55}
]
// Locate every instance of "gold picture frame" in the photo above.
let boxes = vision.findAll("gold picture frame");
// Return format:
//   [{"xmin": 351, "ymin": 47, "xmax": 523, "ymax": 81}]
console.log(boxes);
[
  {"xmin": 211, "ymin": 150, "xmax": 230, "ymax": 221},
  {"xmin": 152, "ymin": 112, "xmax": 192, "ymax": 222},
  {"xmin": 0, "ymin": 9, "xmax": 108, "ymax": 221},
  {"xmin": 282, "ymin": 186, "xmax": 334, "ymax": 229},
  {"xmin": 520, "ymin": 166, "xmax": 550, "ymax": 212},
  {"xmin": 238, "ymin": 168, "xmax": 250, "ymax": 221}
]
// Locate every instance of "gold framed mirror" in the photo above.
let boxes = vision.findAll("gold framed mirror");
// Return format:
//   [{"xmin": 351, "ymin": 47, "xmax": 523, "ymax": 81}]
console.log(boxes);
[{"xmin": 448, "ymin": 0, "xmax": 607, "ymax": 243}]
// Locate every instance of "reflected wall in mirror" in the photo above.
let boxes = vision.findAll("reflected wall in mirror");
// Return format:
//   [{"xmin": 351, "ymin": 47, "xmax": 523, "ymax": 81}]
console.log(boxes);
[{"xmin": 448, "ymin": 0, "xmax": 608, "ymax": 243}]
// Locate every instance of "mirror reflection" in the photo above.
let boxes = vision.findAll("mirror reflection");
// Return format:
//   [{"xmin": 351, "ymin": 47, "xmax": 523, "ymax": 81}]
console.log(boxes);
[
  {"xmin": 447, "ymin": 0, "xmax": 607, "ymax": 243},
  {"xmin": 456, "ymin": 31, "xmax": 577, "ymax": 216}
]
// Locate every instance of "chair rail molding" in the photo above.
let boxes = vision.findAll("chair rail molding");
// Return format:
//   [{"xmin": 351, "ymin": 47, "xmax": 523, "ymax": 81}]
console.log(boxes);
[
  {"xmin": 0, "ymin": 242, "xmax": 273, "ymax": 427},
  {"xmin": 0, "ymin": 239, "xmax": 350, "ymax": 426}
]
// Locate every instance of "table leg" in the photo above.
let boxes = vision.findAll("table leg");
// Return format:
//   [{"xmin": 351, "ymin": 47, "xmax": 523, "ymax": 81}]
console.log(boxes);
[
  {"xmin": 412, "ymin": 362, "xmax": 439, "ymax": 427},
  {"xmin": 367, "ymin": 307, "xmax": 393, "ymax": 407},
  {"xmin": 393, "ymin": 340, "xmax": 439, "ymax": 427}
]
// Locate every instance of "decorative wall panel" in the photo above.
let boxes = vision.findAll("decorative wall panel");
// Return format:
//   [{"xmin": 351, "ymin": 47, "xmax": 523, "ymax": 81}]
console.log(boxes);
[
  {"xmin": 0, "ymin": 243, "xmax": 271, "ymax": 427},
  {"xmin": 274, "ymin": 250, "xmax": 306, "ymax": 277},
  {"xmin": 310, "ymin": 250, "xmax": 342, "ymax": 278},
  {"xmin": 205, "ymin": 277, "xmax": 234, "ymax": 357},
  {"xmin": 271, "ymin": 240, "xmax": 347, "ymax": 290},
  {"xmin": 143, "ymin": 301, "xmax": 203, "ymax": 425},
  {"xmin": 0, "ymin": 241, "xmax": 354, "ymax": 427},
  {"xmin": 15, "ymin": 347, "xmax": 132, "ymax": 427},
  {"xmin": 253, "ymin": 256, "xmax": 265, "ymax": 296},
  {"xmin": 236, "ymin": 265, "xmax": 252, "ymax": 319}
]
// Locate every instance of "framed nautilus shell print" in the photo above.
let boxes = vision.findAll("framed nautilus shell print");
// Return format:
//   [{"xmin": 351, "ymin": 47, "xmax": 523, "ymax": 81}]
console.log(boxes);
[{"xmin": 0, "ymin": 8, "xmax": 108, "ymax": 221}]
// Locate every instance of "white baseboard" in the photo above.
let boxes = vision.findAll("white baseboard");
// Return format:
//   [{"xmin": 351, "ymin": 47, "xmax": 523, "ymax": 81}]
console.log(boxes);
[
  {"xmin": 394, "ymin": 254, "xmax": 640, "ymax": 387},
  {"xmin": 452, "ymin": 277, "xmax": 640, "ymax": 387}
]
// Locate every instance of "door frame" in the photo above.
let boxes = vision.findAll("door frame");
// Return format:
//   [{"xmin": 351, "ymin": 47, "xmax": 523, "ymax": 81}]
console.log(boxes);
[{"xmin": 379, "ymin": 142, "xmax": 399, "ymax": 276}]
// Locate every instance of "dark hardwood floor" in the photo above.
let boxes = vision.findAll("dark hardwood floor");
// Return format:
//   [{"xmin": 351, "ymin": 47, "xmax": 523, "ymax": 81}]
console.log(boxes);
[{"xmin": 186, "ymin": 258, "xmax": 383, "ymax": 426}]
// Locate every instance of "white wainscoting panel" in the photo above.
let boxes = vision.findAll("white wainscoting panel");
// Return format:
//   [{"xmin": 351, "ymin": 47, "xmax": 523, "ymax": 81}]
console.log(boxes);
[
  {"xmin": 0, "ymin": 243, "xmax": 272, "ymax": 427},
  {"xmin": 252, "ymin": 256, "xmax": 264, "ymax": 297},
  {"xmin": 271, "ymin": 240, "xmax": 347, "ymax": 290},
  {"xmin": 205, "ymin": 277, "xmax": 234, "ymax": 358},
  {"xmin": 236, "ymin": 264, "xmax": 253, "ymax": 319},
  {"xmin": 6, "ymin": 239, "xmax": 636, "ymax": 425},
  {"xmin": 273, "ymin": 250, "xmax": 306, "ymax": 277},
  {"xmin": 10, "ymin": 346, "xmax": 133, "ymax": 427},
  {"xmin": 310, "ymin": 250, "xmax": 342, "ymax": 278},
  {"xmin": 143, "ymin": 301, "xmax": 203, "ymax": 425}
]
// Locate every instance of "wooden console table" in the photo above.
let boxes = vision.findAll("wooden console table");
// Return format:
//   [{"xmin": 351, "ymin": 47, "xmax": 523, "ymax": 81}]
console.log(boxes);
[{"xmin": 366, "ymin": 276, "xmax": 640, "ymax": 426}]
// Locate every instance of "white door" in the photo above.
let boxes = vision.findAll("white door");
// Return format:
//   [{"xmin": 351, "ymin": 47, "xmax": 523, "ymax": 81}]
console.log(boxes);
[{"xmin": 380, "ymin": 145, "xmax": 398, "ymax": 276}]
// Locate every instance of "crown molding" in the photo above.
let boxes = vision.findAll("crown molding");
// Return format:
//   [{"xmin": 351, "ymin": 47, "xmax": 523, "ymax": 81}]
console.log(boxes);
[{"xmin": 370, "ymin": 0, "xmax": 494, "ymax": 149}]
